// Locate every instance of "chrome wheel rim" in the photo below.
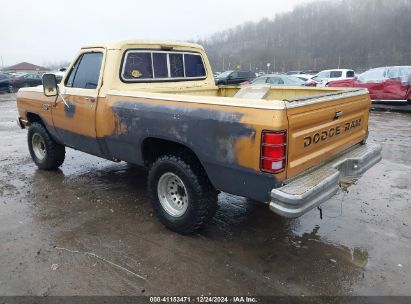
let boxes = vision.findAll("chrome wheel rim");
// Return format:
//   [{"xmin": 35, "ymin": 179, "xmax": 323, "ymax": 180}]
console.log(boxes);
[
  {"xmin": 32, "ymin": 133, "xmax": 46, "ymax": 160},
  {"xmin": 157, "ymin": 172, "xmax": 189, "ymax": 217}
]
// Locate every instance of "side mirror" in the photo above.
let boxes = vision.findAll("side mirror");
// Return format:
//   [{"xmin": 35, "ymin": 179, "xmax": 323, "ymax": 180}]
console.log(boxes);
[{"xmin": 42, "ymin": 74, "xmax": 58, "ymax": 97}]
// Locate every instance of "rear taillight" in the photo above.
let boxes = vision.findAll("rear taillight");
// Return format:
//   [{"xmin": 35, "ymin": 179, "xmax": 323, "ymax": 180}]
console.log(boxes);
[{"xmin": 260, "ymin": 131, "xmax": 287, "ymax": 173}]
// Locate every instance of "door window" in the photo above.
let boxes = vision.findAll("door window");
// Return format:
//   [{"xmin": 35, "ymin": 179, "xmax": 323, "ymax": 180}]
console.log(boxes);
[
  {"xmin": 238, "ymin": 71, "xmax": 249, "ymax": 78},
  {"xmin": 330, "ymin": 71, "xmax": 343, "ymax": 78},
  {"xmin": 65, "ymin": 52, "xmax": 103, "ymax": 89}
]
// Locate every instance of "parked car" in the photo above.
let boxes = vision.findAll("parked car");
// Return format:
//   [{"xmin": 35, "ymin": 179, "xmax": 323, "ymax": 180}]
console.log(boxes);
[
  {"xmin": 0, "ymin": 73, "xmax": 14, "ymax": 93},
  {"xmin": 11, "ymin": 73, "xmax": 43, "ymax": 91},
  {"xmin": 328, "ymin": 66, "xmax": 411, "ymax": 103},
  {"xmin": 306, "ymin": 69, "xmax": 355, "ymax": 87},
  {"xmin": 215, "ymin": 70, "xmax": 255, "ymax": 85},
  {"xmin": 245, "ymin": 74, "xmax": 306, "ymax": 86}
]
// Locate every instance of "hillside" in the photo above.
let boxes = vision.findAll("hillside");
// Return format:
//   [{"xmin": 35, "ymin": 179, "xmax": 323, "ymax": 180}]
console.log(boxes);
[{"xmin": 198, "ymin": 0, "xmax": 411, "ymax": 73}]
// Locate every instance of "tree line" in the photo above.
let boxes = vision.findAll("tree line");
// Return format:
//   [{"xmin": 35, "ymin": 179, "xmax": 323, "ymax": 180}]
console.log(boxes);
[{"xmin": 197, "ymin": 0, "xmax": 411, "ymax": 73}]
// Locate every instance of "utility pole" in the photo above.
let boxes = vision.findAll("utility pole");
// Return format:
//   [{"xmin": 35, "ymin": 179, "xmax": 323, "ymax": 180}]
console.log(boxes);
[
  {"xmin": 338, "ymin": 55, "xmax": 341, "ymax": 69},
  {"xmin": 0, "ymin": 56, "xmax": 3, "ymax": 69},
  {"xmin": 222, "ymin": 57, "xmax": 225, "ymax": 71}
]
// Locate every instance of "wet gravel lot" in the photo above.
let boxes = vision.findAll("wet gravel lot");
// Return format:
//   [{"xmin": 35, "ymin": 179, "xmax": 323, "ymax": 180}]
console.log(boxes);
[{"xmin": 0, "ymin": 93, "xmax": 410, "ymax": 296}]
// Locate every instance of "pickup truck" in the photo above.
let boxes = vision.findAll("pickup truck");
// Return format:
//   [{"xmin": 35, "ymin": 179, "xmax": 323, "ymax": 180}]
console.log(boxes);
[{"xmin": 16, "ymin": 40, "xmax": 382, "ymax": 234}]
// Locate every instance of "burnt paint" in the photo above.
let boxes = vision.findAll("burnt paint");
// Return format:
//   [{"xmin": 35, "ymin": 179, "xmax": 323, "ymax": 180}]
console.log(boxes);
[{"xmin": 106, "ymin": 101, "xmax": 279, "ymax": 202}]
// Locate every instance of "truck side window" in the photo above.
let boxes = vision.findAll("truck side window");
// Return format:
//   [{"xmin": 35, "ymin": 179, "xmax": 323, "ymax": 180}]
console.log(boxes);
[
  {"xmin": 66, "ymin": 52, "xmax": 103, "ymax": 89},
  {"xmin": 330, "ymin": 71, "xmax": 343, "ymax": 78}
]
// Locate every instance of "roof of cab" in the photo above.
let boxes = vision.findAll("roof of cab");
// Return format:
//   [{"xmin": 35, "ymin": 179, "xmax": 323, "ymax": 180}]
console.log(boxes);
[{"xmin": 81, "ymin": 40, "xmax": 204, "ymax": 50}]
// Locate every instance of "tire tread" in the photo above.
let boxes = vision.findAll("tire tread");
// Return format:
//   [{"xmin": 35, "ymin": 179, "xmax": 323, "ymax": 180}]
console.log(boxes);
[
  {"xmin": 28, "ymin": 122, "xmax": 65, "ymax": 170},
  {"xmin": 148, "ymin": 154, "xmax": 217, "ymax": 234}
]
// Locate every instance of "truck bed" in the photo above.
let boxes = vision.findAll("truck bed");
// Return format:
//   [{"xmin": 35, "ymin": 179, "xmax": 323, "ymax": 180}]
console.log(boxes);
[{"xmin": 104, "ymin": 86, "xmax": 370, "ymax": 179}]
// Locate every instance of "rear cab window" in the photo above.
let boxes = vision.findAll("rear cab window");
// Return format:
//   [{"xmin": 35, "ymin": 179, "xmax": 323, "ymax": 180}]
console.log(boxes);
[{"xmin": 121, "ymin": 50, "xmax": 206, "ymax": 82}]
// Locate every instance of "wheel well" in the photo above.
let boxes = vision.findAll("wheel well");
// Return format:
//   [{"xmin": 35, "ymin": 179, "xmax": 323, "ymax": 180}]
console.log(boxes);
[
  {"xmin": 142, "ymin": 137, "xmax": 216, "ymax": 190},
  {"xmin": 26, "ymin": 112, "xmax": 44, "ymax": 125},
  {"xmin": 142, "ymin": 138, "xmax": 199, "ymax": 166}
]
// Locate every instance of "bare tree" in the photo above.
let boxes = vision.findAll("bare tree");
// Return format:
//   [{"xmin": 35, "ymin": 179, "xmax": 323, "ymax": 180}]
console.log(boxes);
[{"xmin": 199, "ymin": 0, "xmax": 411, "ymax": 73}]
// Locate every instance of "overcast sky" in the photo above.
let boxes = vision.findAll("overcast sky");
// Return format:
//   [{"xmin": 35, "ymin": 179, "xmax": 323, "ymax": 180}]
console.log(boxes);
[{"xmin": 0, "ymin": 0, "xmax": 316, "ymax": 67}]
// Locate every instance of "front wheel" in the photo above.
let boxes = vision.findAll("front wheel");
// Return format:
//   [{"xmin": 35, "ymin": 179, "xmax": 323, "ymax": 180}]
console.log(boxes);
[
  {"xmin": 28, "ymin": 122, "xmax": 65, "ymax": 170},
  {"xmin": 148, "ymin": 154, "xmax": 218, "ymax": 234}
]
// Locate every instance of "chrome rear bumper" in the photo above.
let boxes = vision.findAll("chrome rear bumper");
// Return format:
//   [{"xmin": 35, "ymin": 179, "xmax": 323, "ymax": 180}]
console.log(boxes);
[{"xmin": 269, "ymin": 143, "xmax": 382, "ymax": 218}]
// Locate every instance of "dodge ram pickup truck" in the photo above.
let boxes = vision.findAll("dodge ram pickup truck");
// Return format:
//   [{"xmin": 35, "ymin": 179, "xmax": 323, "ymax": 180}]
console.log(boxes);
[{"xmin": 16, "ymin": 40, "xmax": 382, "ymax": 234}]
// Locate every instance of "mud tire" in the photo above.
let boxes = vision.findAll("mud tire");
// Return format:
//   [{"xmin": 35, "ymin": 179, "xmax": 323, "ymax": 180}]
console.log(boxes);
[
  {"xmin": 28, "ymin": 122, "xmax": 65, "ymax": 170},
  {"xmin": 148, "ymin": 154, "xmax": 218, "ymax": 234}
]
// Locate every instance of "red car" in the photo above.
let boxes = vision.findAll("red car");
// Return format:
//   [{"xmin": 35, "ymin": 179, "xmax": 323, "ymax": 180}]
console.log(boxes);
[{"xmin": 328, "ymin": 66, "xmax": 411, "ymax": 104}]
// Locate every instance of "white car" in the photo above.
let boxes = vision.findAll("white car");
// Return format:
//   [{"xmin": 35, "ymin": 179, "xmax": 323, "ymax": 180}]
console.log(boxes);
[{"xmin": 307, "ymin": 69, "xmax": 355, "ymax": 87}]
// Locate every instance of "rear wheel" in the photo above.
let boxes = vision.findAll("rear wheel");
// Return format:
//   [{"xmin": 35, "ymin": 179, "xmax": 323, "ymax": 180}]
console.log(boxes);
[
  {"xmin": 28, "ymin": 122, "xmax": 65, "ymax": 170},
  {"xmin": 148, "ymin": 154, "xmax": 218, "ymax": 234}
]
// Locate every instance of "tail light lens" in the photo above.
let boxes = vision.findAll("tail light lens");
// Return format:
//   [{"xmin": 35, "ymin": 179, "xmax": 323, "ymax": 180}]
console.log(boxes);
[{"xmin": 260, "ymin": 131, "xmax": 286, "ymax": 173}]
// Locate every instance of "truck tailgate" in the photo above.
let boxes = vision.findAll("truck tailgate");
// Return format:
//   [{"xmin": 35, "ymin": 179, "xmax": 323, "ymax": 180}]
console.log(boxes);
[{"xmin": 285, "ymin": 89, "xmax": 371, "ymax": 178}]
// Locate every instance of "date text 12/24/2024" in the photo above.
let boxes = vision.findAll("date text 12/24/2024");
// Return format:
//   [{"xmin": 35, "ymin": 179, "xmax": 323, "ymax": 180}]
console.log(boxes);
[{"xmin": 149, "ymin": 296, "xmax": 258, "ymax": 303}]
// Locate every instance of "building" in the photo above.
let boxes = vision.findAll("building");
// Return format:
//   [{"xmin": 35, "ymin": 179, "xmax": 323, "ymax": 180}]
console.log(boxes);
[{"xmin": 1, "ymin": 62, "xmax": 50, "ymax": 73}]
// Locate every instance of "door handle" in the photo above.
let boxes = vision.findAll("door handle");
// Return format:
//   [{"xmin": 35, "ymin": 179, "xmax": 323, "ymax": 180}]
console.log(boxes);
[{"xmin": 85, "ymin": 97, "xmax": 96, "ymax": 103}]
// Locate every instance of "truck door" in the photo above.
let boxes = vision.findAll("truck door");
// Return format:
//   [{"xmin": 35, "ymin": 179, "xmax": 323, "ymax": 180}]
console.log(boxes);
[{"xmin": 51, "ymin": 49, "xmax": 104, "ymax": 156}]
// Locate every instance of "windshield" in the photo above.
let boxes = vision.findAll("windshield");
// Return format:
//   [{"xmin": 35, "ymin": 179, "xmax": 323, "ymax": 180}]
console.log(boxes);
[
  {"xmin": 285, "ymin": 75, "xmax": 306, "ymax": 85},
  {"xmin": 216, "ymin": 71, "xmax": 232, "ymax": 78}
]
